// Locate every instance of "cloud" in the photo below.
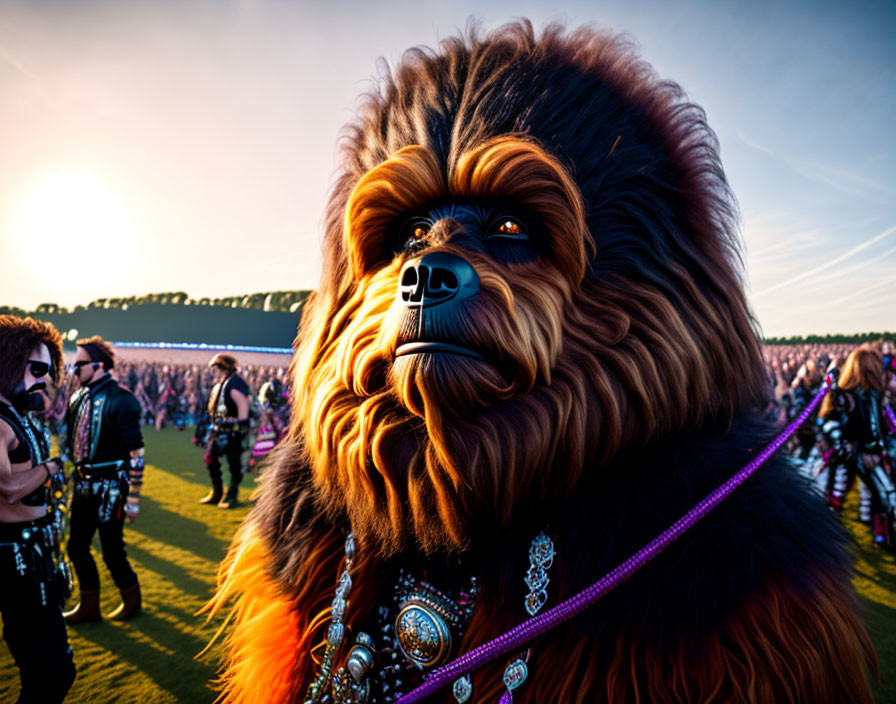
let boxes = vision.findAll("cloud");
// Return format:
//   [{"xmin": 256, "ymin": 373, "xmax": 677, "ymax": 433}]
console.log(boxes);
[
  {"xmin": 833, "ymin": 278, "xmax": 896, "ymax": 307},
  {"xmin": 735, "ymin": 131, "xmax": 896, "ymax": 205},
  {"xmin": 752, "ymin": 225, "xmax": 896, "ymax": 298}
]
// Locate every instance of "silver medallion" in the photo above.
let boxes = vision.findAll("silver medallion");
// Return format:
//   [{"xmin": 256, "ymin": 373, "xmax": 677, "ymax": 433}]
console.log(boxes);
[{"xmin": 395, "ymin": 602, "xmax": 452, "ymax": 669}]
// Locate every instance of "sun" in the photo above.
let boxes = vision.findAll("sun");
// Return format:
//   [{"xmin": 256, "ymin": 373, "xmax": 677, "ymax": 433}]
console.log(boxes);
[{"xmin": 15, "ymin": 170, "xmax": 135, "ymax": 288}]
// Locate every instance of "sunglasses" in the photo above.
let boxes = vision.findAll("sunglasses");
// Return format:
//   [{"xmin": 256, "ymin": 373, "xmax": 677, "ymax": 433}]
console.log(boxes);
[
  {"xmin": 72, "ymin": 360, "xmax": 103, "ymax": 374},
  {"xmin": 27, "ymin": 360, "xmax": 52, "ymax": 378}
]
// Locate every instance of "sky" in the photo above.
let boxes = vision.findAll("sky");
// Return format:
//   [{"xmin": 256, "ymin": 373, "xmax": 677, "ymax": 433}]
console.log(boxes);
[{"xmin": 0, "ymin": 0, "xmax": 893, "ymax": 337}]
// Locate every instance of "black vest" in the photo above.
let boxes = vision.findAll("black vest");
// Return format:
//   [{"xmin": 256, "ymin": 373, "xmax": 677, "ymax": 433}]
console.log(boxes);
[{"xmin": 0, "ymin": 402, "xmax": 50, "ymax": 506}]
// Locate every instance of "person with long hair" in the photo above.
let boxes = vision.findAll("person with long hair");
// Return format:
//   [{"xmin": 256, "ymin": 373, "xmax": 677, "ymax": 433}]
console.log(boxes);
[
  {"xmin": 0, "ymin": 315, "xmax": 75, "ymax": 702},
  {"xmin": 820, "ymin": 345, "xmax": 895, "ymax": 546},
  {"xmin": 200, "ymin": 353, "xmax": 250, "ymax": 508}
]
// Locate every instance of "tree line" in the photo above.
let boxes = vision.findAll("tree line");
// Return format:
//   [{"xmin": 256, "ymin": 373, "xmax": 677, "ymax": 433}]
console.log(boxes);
[
  {"xmin": 763, "ymin": 332, "xmax": 895, "ymax": 345},
  {"xmin": 0, "ymin": 290, "xmax": 312, "ymax": 318},
  {"xmin": 0, "ymin": 296, "xmax": 889, "ymax": 347}
]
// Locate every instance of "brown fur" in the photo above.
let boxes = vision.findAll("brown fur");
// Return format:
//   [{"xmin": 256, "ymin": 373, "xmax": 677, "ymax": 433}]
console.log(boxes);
[
  {"xmin": 295, "ymin": 134, "xmax": 765, "ymax": 555},
  {"xmin": 208, "ymin": 22, "xmax": 874, "ymax": 703},
  {"xmin": 446, "ymin": 570, "xmax": 876, "ymax": 704}
]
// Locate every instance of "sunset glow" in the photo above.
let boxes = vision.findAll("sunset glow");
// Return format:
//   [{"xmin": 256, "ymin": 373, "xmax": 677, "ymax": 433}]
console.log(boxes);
[{"xmin": 15, "ymin": 170, "xmax": 135, "ymax": 291}]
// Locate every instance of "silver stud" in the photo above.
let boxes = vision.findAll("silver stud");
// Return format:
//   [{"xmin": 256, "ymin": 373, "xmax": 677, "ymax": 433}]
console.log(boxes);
[
  {"xmin": 503, "ymin": 659, "xmax": 529, "ymax": 691},
  {"xmin": 327, "ymin": 622, "xmax": 345, "ymax": 645},
  {"xmin": 332, "ymin": 597, "xmax": 346, "ymax": 621},
  {"xmin": 346, "ymin": 644, "xmax": 374, "ymax": 683},
  {"xmin": 528, "ymin": 532, "xmax": 554, "ymax": 566},
  {"xmin": 453, "ymin": 675, "xmax": 472, "ymax": 703},
  {"xmin": 356, "ymin": 631, "xmax": 374, "ymax": 648},
  {"xmin": 345, "ymin": 533, "xmax": 356, "ymax": 561},
  {"xmin": 525, "ymin": 589, "xmax": 548, "ymax": 616}
]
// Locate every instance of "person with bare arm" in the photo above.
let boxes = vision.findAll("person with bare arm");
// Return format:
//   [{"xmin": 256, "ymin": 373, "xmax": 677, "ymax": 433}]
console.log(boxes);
[
  {"xmin": 200, "ymin": 354, "xmax": 250, "ymax": 509},
  {"xmin": 0, "ymin": 315, "xmax": 75, "ymax": 703}
]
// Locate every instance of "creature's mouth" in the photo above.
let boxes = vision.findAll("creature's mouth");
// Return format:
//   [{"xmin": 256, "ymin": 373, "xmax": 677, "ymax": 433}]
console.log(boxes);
[{"xmin": 394, "ymin": 341, "xmax": 488, "ymax": 362}]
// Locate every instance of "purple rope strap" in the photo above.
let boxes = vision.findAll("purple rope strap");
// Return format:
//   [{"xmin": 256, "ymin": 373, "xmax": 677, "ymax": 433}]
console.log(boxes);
[
  {"xmin": 885, "ymin": 405, "xmax": 896, "ymax": 435},
  {"xmin": 397, "ymin": 378, "xmax": 833, "ymax": 704}
]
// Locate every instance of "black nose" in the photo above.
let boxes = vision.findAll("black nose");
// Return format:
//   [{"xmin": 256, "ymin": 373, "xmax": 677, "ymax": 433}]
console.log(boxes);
[{"xmin": 399, "ymin": 252, "xmax": 479, "ymax": 308}]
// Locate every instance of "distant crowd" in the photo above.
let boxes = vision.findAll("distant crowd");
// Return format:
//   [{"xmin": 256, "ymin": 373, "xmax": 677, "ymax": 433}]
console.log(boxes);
[
  {"xmin": 763, "ymin": 341, "xmax": 895, "ymax": 427},
  {"xmin": 43, "ymin": 359, "xmax": 290, "ymax": 437},
  {"xmin": 34, "ymin": 343, "xmax": 893, "ymax": 450},
  {"xmin": 763, "ymin": 340, "xmax": 896, "ymax": 547}
]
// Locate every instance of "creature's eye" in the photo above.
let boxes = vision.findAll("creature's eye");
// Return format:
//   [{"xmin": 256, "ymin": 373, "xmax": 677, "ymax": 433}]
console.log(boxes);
[
  {"xmin": 488, "ymin": 216, "xmax": 528, "ymax": 240},
  {"xmin": 395, "ymin": 218, "xmax": 431, "ymax": 252}
]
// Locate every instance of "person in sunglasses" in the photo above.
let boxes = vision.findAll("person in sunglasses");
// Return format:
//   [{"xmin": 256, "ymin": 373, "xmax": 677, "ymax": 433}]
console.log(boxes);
[
  {"xmin": 62, "ymin": 336, "xmax": 145, "ymax": 625},
  {"xmin": 0, "ymin": 315, "xmax": 76, "ymax": 703}
]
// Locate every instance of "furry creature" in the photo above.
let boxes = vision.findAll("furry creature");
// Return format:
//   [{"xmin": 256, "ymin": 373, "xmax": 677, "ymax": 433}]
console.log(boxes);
[{"xmin": 207, "ymin": 22, "xmax": 876, "ymax": 703}]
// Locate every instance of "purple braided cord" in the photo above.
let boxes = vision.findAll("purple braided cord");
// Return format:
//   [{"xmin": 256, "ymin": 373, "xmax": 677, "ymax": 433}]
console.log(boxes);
[
  {"xmin": 885, "ymin": 405, "xmax": 896, "ymax": 435},
  {"xmin": 397, "ymin": 378, "xmax": 833, "ymax": 704}
]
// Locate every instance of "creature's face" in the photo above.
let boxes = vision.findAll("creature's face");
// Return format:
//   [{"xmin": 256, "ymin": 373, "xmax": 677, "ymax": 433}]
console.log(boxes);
[
  {"xmin": 363, "ymin": 165, "xmax": 589, "ymax": 421},
  {"xmin": 291, "ymin": 28, "xmax": 767, "ymax": 556},
  {"xmin": 388, "ymin": 200, "xmax": 550, "ymax": 409}
]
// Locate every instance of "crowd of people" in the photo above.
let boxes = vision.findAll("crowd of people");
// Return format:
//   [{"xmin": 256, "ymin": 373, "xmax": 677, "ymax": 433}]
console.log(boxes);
[
  {"xmin": 764, "ymin": 341, "xmax": 896, "ymax": 546},
  {"xmin": 43, "ymin": 358, "xmax": 289, "ymax": 434},
  {"xmin": 0, "ymin": 317, "xmax": 291, "ymax": 702},
  {"xmin": 0, "ymin": 311, "xmax": 893, "ymax": 703}
]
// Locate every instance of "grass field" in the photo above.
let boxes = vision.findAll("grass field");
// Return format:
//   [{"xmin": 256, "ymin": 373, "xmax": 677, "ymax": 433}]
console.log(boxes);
[
  {"xmin": 2, "ymin": 428, "xmax": 895, "ymax": 703},
  {"xmin": 1, "ymin": 428, "xmax": 253, "ymax": 703}
]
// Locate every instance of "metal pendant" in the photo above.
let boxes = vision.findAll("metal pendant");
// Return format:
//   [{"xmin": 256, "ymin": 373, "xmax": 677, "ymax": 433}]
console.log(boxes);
[
  {"xmin": 329, "ymin": 631, "xmax": 376, "ymax": 704},
  {"xmin": 503, "ymin": 659, "xmax": 528, "ymax": 691},
  {"xmin": 330, "ymin": 667, "xmax": 371, "ymax": 704},
  {"xmin": 346, "ymin": 633, "xmax": 376, "ymax": 683},
  {"xmin": 305, "ymin": 533, "xmax": 356, "ymax": 704},
  {"xmin": 452, "ymin": 674, "xmax": 472, "ymax": 703},
  {"xmin": 524, "ymin": 532, "xmax": 554, "ymax": 616},
  {"xmin": 395, "ymin": 601, "xmax": 452, "ymax": 669}
]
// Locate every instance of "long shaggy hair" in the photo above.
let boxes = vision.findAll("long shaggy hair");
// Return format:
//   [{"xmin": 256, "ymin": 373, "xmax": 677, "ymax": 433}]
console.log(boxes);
[
  {"xmin": 0, "ymin": 315, "xmax": 64, "ymax": 398},
  {"xmin": 290, "ymin": 23, "xmax": 767, "ymax": 556},
  {"xmin": 207, "ymin": 21, "xmax": 874, "ymax": 704},
  {"xmin": 820, "ymin": 345, "xmax": 885, "ymax": 418}
]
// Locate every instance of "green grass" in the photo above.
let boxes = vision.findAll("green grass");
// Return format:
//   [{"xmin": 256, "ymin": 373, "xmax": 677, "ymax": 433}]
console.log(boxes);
[
  {"xmin": 846, "ymin": 505, "xmax": 896, "ymax": 704},
  {"xmin": 1, "ymin": 428, "xmax": 256, "ymax": 704},
  {"xmin": 2, "ymin": 429, "xmax": 895, "ymax": 702}
]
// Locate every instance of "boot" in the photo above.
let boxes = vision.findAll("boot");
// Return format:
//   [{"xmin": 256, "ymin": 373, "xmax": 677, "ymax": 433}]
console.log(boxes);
[
  {"xmin": 218, "ymin": 485, "xmax": 239, "ymax": 509},
  {"xmin": 108, "ymin": 582, "xmax": 141, "ymax": 621},
  {"xmin": 64, "ymin": 589, "xmax": 101, "ymax": 624},
  {"xmin": 199, "ymin": 483, "xmax": 223, "ymax": 505}
]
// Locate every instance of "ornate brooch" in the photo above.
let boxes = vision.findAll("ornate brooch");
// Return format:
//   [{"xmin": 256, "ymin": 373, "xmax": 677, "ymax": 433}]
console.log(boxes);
[
  {"xmin": 394, "ymin": 571, "xmax": 478, "ymax": 671},
  {"xmin": 304, "ymin": 536, "xmax": 479, "ymax": 704}
]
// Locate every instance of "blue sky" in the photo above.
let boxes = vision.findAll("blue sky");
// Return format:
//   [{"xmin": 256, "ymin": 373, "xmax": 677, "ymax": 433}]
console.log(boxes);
[{"xmin": 0, "ymin": 0, "xmax": 893, "ymax": 336}]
